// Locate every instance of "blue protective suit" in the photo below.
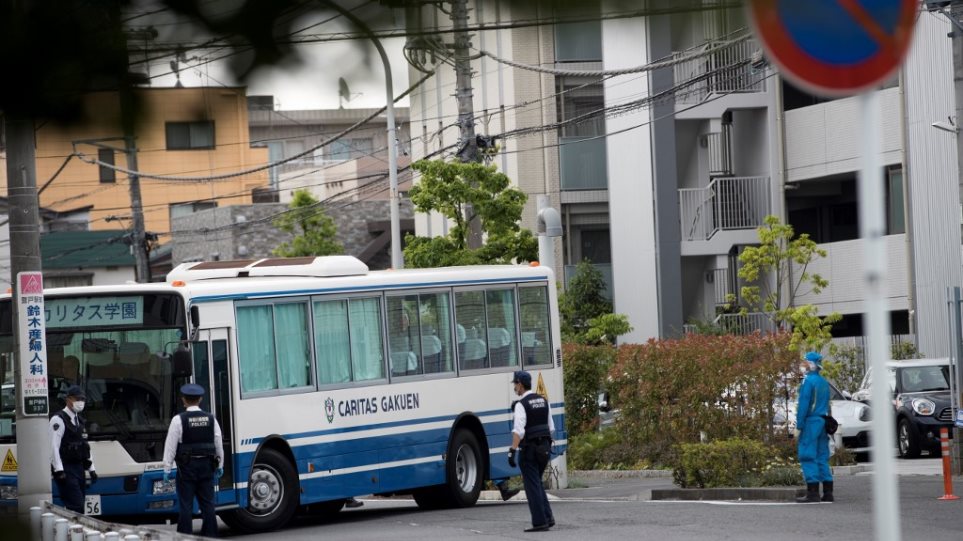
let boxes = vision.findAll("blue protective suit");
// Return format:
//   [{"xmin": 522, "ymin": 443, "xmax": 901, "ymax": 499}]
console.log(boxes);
[{"xmin": 796, "ymin": 369, "xmax": 833, "ymax": 484}]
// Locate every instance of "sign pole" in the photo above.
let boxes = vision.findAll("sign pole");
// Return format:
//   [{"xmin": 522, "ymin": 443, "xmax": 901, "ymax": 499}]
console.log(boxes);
[
  {"xmin": 4, "ymin": 113, "xmax": 52, "ymax": 515},
  {"xmin": 858, "ymin": 91, "xmax": 900, "ymax": 541}
]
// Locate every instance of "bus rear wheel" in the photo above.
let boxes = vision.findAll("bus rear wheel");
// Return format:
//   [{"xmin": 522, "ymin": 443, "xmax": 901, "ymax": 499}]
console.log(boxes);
[{"xmin": 221, "ymin": 448, "xmax": 299, "ymax": 533}]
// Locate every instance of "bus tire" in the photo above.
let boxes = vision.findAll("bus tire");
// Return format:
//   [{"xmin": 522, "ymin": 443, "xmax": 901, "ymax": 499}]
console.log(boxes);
[
  {"xmin": 412, "ymin": 486, "xmax": 446, "ymax": 510},
  {"xmin": 444, "ymin": 429, "xmax": 483, "ymax": 508},
  {"xmin": 222, "ymin": 448, "xmax": 299, "ymax": 533}
]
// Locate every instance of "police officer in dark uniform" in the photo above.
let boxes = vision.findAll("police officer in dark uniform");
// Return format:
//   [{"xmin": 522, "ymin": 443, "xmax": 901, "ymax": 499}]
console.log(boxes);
[
  {"xmin": 162, "ymin": 384, "xmax": 224, "ymax": 537},
  {"xmin": 49, "ymin": 385, "xmax": 97, "ymax": 513},
  {"xmin": 507, "ymin": 371, "xmax": 555, "ymax": 532}
]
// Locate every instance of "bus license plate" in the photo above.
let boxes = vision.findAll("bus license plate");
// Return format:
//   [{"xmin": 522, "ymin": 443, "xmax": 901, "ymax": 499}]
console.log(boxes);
[{"xmin": 85, "ymin": 495, "xmax": 101, "ymax": 515}]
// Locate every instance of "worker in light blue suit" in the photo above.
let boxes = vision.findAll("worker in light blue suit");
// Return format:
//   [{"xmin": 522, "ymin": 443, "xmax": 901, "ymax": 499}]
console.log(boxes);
[{"xmin": 795, "ymin": 351, "xmax": 833, "ymax": 503}]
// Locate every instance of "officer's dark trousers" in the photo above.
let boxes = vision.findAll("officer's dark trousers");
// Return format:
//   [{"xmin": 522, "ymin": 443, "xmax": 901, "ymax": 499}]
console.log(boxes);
[
  {"xmin": 176, "ymin": 458, "xmax": 218, "ymax": 537},
  {"xmin": 519, "ymin": 438, "xmax": 554, "ymax": 528},
  {"xmin": 54, "ymin": 461, "xmax": 85, "ymax": 514}
]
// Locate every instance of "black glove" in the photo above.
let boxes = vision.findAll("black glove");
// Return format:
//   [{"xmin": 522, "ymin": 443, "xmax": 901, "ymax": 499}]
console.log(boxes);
[
  {"xmin": 89, "ymin": 471, "xmax": 98, "ymax": 485},
  {"xmin": 508, "ymin": 448, "xmax": 517, "ymax": 468},
  {"xmin": 53, "ymin": 470, "xmax": 66, "ymax": 481}
]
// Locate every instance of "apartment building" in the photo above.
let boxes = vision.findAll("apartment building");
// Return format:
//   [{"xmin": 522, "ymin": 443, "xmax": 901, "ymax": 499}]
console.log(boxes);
[
  {"xmin": 406, "ymin": 1, "xmax": 961, "ymax": 356},
  {"xmin": 246, "ymin": 97, "xmax": 412, "ymax": 203},
  {"xmin": 14, "ymin": 87, "xmax": 270, "ymax": 240}
]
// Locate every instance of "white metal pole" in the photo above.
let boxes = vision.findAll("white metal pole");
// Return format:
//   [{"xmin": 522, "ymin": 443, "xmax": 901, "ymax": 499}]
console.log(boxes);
[
  {"xmin": 858, "ymin": 91, "xmax": 900, "ymax": 541},
  {"xmin": 41, "ymin": 512, "xmax": 55, "ymax": 541},
  {"xmin": 372, "ymin": 39, "xmax": 402, "ymax": 269},
  {"xmin": 54, "ymin": 518, "xmax": 68, "ymax": 541}
]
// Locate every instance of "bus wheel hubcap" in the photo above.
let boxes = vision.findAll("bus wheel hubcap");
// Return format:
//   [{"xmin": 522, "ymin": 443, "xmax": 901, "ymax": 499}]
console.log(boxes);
[
  {"xmin": 249, "ymin": 466, "xmax": 283, "ymax": 513},
  {"xmin": 455, "ymin": 444, "xmax": 477, "ymax": 493}
]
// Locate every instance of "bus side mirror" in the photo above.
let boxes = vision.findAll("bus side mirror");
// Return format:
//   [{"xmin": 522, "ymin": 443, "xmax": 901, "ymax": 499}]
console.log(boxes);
[
  {"xmin": 172, "ymin": 348, "xmax": 193, "ymax": 378},
  {"xmin": 189, "ymin": 306, "xmax": 200, "ymax": 342}
]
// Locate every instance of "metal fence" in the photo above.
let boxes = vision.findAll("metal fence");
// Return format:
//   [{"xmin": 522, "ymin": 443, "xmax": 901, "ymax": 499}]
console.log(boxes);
[
  {"xmin": 679, "ymin": 176, "xmax": 770, "ymax": 241},
  {"xmin": 25, "ymin": 502, "xmax": 207, "ymax": 541}
]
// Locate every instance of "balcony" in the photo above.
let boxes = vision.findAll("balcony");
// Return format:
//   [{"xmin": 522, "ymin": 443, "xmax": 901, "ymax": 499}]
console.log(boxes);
[
  {"xmin": 672, "ymin": 36, "xmax": 766, "ymax": 103},
  {"xmin": 679, "ymin": 176, "xmax": 770, "ymax": 255},
  {"xmin": 560, "ymin": 136, "xmax": 608, "ymax": 191}
]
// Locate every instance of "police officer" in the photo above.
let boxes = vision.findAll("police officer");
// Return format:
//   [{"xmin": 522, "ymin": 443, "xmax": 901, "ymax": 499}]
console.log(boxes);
[
  {"xmin": 507, "ymin": 370, "xmax": 555, "ymax": 532},
  {"xmin": 50, "ymin": 385, "xmax": 97, "ymax": 513},
  {"xmin": 163, "ymin": 384, "xmax": 225, "ymax": 537},
  {"xmin": 795, "ymin": 351, "xmax": 834, "ymax": 503}
]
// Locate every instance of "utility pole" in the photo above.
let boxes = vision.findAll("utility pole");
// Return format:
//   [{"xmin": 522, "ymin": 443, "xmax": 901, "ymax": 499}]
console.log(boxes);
[
  {"xmin": 119, "ymin": 82, "xmax": 151, "ymax": 282},
  {"xmin": 5, "ymin": 113, "xmax": 52, "ymax": 514},
  {"xmin": 450, "ymin": 0, "xmax": 484, "ymax": 248}
]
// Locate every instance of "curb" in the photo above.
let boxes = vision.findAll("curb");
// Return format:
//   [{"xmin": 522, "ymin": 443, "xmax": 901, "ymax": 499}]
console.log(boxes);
[
  {"xmin": 833, "ymin": 464, "xmax": 871, "ymax": 475},
  {"xmin": 651, "ymin": 487, "xmax": 805, "ymax": 502},
  {"xmin": 570, "ymin": 469, "xmax": 674, "ymax": 480}
]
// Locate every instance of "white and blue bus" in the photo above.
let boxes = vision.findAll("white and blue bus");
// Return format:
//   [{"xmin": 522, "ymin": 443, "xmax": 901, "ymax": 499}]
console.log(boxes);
[{"xmin": 0, "ymin": 256, "xmax": 567, "ymax": 532}]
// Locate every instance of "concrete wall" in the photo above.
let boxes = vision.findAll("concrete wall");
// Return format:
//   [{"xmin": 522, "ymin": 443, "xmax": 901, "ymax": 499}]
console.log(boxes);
[{"xmin": 170, "ymin": 200, "xmax": 413, "ymax": 272}]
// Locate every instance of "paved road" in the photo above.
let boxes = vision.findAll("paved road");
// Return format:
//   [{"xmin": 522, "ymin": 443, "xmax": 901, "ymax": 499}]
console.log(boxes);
[{"xmin": 154, "ymin": 457, "xmax": 960, "ymax": 540}]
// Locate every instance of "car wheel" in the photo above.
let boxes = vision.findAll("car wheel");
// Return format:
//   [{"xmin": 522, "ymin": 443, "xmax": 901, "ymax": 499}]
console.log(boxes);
[{"xmin": 897, "ymin": 418, "xmax": 921, "ymax": 458}]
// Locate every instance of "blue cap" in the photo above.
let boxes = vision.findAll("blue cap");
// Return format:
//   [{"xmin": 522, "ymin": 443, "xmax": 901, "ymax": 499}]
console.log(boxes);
[
  {"xmin": 804, "ymin": 351, "xmax": 823, "ymax": 364},
  {"xmin": 65, "ymin": 385, "xmax": 85, "ymax": 399},
  {"xmin": 180, "ymin": 383, "xmax": 205, "ymax": 397},
  {"xmin": 511, "ymin": 370, "xmax": 531, "ymax": 387}
]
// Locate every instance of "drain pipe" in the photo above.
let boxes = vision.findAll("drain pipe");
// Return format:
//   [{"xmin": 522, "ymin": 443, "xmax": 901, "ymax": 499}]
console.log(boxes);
[{"xmin": 536, "ymin": 195, "xmax": 562, "ymax": 272}]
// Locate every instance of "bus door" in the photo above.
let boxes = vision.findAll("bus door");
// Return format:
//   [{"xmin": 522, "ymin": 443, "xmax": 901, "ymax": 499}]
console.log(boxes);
[{"xmin": 192, "ymin": 328, "xmax": 237, "ymax": 505}]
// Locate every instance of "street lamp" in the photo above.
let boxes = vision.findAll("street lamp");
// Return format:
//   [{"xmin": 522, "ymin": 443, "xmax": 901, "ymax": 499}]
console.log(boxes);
[{"xmin": 320, "ymin": 1, "xmax": 402, "ymax": 269}]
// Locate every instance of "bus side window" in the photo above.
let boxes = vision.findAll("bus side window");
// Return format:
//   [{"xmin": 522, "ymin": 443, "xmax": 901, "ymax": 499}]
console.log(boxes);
[
  {"xmin": 455, "ymin": 291, "xmax": 488, "ymax": 370},
  {"xmin": 519, "ymin": 286, "xmax": 552, "ymax": 366}
]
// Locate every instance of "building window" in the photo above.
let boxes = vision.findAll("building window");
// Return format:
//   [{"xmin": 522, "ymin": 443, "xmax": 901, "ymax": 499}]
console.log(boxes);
[
  {"xmin": 557, "ymin": 76, "xmax": 607, "ymax": 190},
  {"xmin": 169, "ymin": 201, "xmax": 217, "ymax": 223},
  {"xmin": 326, "ymin": 138, "xmax": 373, "ymax": 161},
  {"xmin": 98, "ymin": 149, "xmax": 115, "ymax": 183},
  {"xmin": 555, "ymin": 20, "xmax": 602, "ymax": 62},
  {"xmin": 887, "ymin": 167, "xmax": 905, "ymax": 235},
  {"xmin": 165, "ymin": 121, "xmax": 215, "ymax": 150}
]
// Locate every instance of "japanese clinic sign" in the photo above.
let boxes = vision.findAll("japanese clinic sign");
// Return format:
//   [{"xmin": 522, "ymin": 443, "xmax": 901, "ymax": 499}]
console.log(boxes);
[{"xmin": 17, "ymin": 272, "xmax": 48, "ymax": 416}]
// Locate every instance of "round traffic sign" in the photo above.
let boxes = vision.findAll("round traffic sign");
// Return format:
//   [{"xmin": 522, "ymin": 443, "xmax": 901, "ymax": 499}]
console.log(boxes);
[{"xmin": 748, "ymin": 0, "xmax": 918, "ymax": 97}]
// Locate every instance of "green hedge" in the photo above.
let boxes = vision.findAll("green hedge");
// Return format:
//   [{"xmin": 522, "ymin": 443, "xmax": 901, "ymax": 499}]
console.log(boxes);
[
  {"xmin": 674, "ymin": 438, "xmax": 803, "ymax": 488},
  {"xmin": 608, "ymin": 333, "xmax": 797, "ymax": 465}
]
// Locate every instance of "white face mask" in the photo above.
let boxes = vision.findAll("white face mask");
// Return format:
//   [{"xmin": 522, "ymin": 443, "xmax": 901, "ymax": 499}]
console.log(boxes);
[
  {"xmin": 72, "ymin": 401, "xmax": 86, "ymax": 413},
  {"xmin": 799, "ymin": 364, "xmax": 810, "ymax": 375}
]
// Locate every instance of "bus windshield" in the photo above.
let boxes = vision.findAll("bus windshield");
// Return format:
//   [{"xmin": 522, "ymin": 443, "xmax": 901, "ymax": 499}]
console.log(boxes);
[{"xmin": 0, "ymin": 293, "xmax": 187, "ymax": 462}]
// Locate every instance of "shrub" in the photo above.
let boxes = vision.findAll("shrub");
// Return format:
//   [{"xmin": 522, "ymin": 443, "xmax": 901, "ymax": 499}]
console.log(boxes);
[
  {"xmin": 673, "ymin": 438, "xmax": 802, "ymax": 488},
  {"xmin": 567, "ymin": 429, "xmax": 649, "ymax": 470},
  {"xmin": 608, "ymin": 332, "xmax": 797, "ymax": 465},
  {"xmin": 562, "ymin": 344, "xmax": 616, "ymax": 437}
]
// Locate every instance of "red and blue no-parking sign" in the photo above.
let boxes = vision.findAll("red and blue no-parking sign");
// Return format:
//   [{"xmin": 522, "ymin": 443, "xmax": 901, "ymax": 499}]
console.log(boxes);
[{"xmin": 748, "ymin": 0, "xmax": 918, "ymax": 96}]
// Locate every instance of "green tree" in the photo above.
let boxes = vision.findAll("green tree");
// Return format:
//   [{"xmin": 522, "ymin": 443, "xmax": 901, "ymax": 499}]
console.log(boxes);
[
  {"xmin": 403, "ymin": 159, "xmax": 537, "ymax": 267},
  {"xmin": 272, "ymin": 190, "xmax": 342, "ymax": 257},
  {"xmin": 558, "ymin": 260, "xmax": 632, "ymax": 345},
  {"xmin": 731, "ymin": 215, "xmax": 841, "ymax": 352}
]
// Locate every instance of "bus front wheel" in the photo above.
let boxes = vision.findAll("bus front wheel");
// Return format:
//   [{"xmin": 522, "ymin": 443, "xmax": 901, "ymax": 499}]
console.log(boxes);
[
  {"xmin": 221, "ymin": 448, "xmax": 299, "ymax": 533},
  {"xmin": 444, "ymin": 429, "xmax": 482, "ymax": 507}
]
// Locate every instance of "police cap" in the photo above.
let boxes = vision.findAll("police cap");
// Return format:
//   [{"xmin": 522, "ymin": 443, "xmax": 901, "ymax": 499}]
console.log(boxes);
[
  {"xmin": 65, "ymin": 385, "xmax": 86, "ymax": 399},
  {"xmin": 180, "ymin": 383, "xmax": 206, "ymax": 397},
  {"xmin": 511, "ymin": 370, "xmax": 531, "ymax": 387}
]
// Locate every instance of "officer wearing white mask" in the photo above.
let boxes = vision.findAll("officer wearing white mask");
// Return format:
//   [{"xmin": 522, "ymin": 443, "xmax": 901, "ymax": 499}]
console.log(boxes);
[{"xmin": 50, "ymin": 385, "xmax": 97, "ymax": 513}]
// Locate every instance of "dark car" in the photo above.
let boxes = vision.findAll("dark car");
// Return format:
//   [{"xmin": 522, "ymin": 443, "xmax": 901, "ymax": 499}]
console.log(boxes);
[{"xmin": 854, "ymin": 358, "xmax": 953, "ymax": 458}]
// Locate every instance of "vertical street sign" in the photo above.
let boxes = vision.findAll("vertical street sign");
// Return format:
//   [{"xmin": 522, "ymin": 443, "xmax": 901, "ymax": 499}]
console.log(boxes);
[
  {"xmin": 748, "ymin": 0, "xmax": 917, "ymax": 97},
  {"xmin": 17, "ymin": 272, "xmax": 48, "ymax": 416}
]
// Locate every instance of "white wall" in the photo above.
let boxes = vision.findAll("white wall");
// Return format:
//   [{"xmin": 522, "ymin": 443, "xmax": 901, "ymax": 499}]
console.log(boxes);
[
  {"xmin": 784, "ymin": 87, "xmax": 902, "ymax": 181},
  {"xmin": 793, "ymin": 235, "xmax": 909, "ymax": 315},
  {"xmin": 603, "ymin": 13, "xmax": 660, "ymax": 343}
]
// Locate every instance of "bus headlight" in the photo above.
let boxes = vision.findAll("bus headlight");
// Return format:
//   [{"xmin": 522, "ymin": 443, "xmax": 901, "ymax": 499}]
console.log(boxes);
[
  {"xmin": 152, "ymin": 479, "xmax": 176, "ymax": 495},
  {"xmin": 0, "ymin": 485, "xmax": 16, "ymax": 499}
]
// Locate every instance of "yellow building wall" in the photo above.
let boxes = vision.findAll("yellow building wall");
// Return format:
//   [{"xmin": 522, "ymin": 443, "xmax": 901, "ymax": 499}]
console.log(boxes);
[{"xmin": 29, "ymin": 87, "xmax": 269, "ymax": 236}]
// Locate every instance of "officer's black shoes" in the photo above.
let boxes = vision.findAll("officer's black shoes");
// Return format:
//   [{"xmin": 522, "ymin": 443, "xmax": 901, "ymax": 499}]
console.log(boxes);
[
  {"xmin": 796, "ymin": 483, "xmax": 821, "ymax": 503},
  {"xmin": 500, "ymin": 487, "xmax": 521, "ymax": 501},
  {"xmin": 345, "ymin": 497, "xmax": 364, "ymax": 508},
  {"xmin": 821, "ymin": 481, "xmax": 834, "ymax": 502},
  {"xmin": 524, "ymin": 524, "xmax": 552, "ymax": 532},
  {"xmin": 547, "ymin": 519, "xmax": 556, "ymax": 528}
]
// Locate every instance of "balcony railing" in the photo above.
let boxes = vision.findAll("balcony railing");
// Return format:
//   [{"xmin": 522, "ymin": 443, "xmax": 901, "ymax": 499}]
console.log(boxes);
[
  {"xmin": 715, "ymin": 312, "xmax": 777, "ymax": 335},
  {"xmin": 679, "ymin": 176, "xmax": 770, "ymax": 241},
  {"xmin": 672, "ymin": 35, "xmax": 766, "ymax": 104},
  {"xmin": 710, "ymin": 267, "xmax": 735, "ymax": 306},
  {"xmin": 707, "ymin": 125, "xmax": 732, "ymax": 177},
  {"xmin": 560, "ymin": 136, "xmax": 608, "ymax": 191}
]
